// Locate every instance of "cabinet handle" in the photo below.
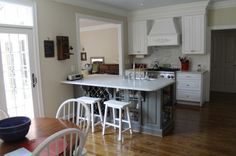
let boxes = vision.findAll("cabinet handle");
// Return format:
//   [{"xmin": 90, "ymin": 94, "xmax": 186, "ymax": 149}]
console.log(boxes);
[
  {"xmin": 186, "ymin": 84, "xmax": 190, "ymax": 86},
  {"xmin": 191, "ymin": 50, "xmax": 195, "ymax": 52},
  {"xmin": 233, "ymin": 65, "xmax": 236, "ymax": 67}
]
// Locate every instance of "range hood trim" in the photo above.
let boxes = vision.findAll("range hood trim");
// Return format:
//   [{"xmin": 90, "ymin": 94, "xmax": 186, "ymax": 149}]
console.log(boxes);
[{"xmin": 147, "ymin": 17, "xmax": 181, "ymax": 46}]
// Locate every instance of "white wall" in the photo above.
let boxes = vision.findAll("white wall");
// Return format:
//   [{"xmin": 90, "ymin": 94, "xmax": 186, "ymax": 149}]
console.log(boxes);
[{"xmin": 35, "ymin": 0, "xmax": 127, "ymax": 117}]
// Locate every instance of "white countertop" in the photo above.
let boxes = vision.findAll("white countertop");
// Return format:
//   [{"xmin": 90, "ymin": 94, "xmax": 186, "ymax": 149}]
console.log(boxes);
[{"xmin": 62, "ymin": 74, "xmax": 174, "ymax": 91}]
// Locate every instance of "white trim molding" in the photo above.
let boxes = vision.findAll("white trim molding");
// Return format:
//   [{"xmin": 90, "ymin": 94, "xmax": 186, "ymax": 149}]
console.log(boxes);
[
  {"xmin": 208, "ymin": 0, "xmax": 236, "ymax": 10},
  {"xmin": 80, "ymin": 23, "xmax": 119, "ymax": 32},
  {"xmin": 128, "ymin": 1, "xmax": 209, "ymax": 21},
  {"xmin": 210, "ymin": 24, "xmax": 236, "ymax": 30},
  {"xmin": 52, "ymin": 0, "xmax": 127, "ymax": 16},
  {"xmin": 32, "ymin": 1, "xmax": 45, "ymax": 117}
]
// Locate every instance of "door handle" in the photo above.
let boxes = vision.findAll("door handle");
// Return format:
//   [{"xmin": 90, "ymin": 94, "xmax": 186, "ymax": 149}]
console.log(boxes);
[{"xmin": 32, "ymin": 73, "xmax": 37, "ymax": 88}]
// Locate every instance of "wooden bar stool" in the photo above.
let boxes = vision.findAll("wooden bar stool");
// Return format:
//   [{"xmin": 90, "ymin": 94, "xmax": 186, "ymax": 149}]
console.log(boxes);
[
  {"xmin": 102, "ymin": 100, "xmax": 132, "ymax": 141},
  {"xmin": 77, "ymin": 96, "xmax": 103, "ymax": 133}
]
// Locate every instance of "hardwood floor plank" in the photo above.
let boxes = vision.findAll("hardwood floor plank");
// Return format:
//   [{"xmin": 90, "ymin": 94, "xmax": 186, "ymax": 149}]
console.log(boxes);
[{"xmin": 85, "ymin": 92, "xmax": 236, "ymax": 156}]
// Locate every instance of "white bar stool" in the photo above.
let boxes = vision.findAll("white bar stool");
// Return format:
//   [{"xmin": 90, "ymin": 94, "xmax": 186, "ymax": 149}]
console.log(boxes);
[
  {"xmin": 102, "ymin": 100, "xmax": 132, "ymax": 141},
  {"xmin": 77, "ymin": 96, "xmax": 103, "ymax": 133}
]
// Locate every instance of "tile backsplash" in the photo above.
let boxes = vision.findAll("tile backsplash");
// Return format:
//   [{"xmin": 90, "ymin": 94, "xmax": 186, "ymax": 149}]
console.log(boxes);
[
  {"xmin": 133, "ymin": 46, "xmax": 210, "ymax": 71},
  {"xmin": 134, "ymin": 46, "xmax": 182, "ymax": 68}
]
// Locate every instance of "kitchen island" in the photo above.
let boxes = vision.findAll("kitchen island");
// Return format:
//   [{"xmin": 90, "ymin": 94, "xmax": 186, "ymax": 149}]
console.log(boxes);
[{"xmin": 62, "ymin": 74, "xmax": 175, "ymax": 136}]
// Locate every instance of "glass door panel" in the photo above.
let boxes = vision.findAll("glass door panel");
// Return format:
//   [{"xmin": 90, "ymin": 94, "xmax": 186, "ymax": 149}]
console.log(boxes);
[{"xmin": 0, "ymin": 30, "xmax": 34, "ymax": 118}]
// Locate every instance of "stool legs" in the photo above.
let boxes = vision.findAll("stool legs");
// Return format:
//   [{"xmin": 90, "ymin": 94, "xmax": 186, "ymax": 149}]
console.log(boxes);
[
  {"xmin": 112, "ymin": 108, "xmax": 116, "ymax": 129},
  {"xmin": 126, "ymin": 107, "xmax": 132, "ymax": 134},
  {"xmin": 102, "ymin": 100, "xmax": 133, "ymax": 141},
  {"xmin": 102, "ymin": 104, "xmax": 108, "ymax": 135},
  {"xmin": 118, "ymin": 108, "xmax": 122, "ymax": 141},
  {"xmin": 97, "ymin": 102, "xmax": 103, "ymax": 125},
  {"xmin": 91, "ymin": 104, "xmax": 94, "ymax": 133}
]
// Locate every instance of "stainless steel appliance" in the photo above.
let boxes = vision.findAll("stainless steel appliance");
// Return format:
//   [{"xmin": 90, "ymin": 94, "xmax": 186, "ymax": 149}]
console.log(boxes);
[
  {"xmin": 147, "ymin": 69, "xmax": 177, "ymax": 80},
  {"xmin": 147, "ymin": 68, "xmax": 178, "ymax": 103}
]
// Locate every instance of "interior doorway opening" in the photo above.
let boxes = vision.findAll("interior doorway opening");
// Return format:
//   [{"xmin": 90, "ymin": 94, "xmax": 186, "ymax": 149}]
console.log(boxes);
[{"xmin": 76, "ymin": 14, "xmax": 124, "ymax": 76}]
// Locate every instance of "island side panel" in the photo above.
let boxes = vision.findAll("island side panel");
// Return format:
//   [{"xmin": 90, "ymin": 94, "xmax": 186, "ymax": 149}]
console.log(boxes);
[{"xmin": 141, "ymin": 90, "xmax": 162, "ymax": 136}]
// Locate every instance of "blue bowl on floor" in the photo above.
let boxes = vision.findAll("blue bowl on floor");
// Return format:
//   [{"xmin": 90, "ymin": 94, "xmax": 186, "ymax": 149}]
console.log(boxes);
[{"xmin": 0, "ymin": 116, "xmax": 31, "ymax": 142}]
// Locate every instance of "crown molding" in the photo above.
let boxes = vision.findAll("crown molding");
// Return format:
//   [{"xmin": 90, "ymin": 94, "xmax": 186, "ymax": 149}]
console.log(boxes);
[
  {"xmin": 208, "ymin": 0, "xmax": 236, "ymax": 10},
  {"xmin": 128, "ymin": 1, "xmax": 209, "ymax": 21},
  {"xmin": 51, "ymin": 0, "xmax": 127, "ymax": 16},
  {"xmin": 80, "ymin": 23, "xmax": 119, "ymax": 32}
]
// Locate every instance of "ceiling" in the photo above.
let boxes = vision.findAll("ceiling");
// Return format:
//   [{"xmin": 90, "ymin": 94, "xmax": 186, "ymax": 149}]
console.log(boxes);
[{"xmin": 78, "ymin": 0, "xmax": 227, "ymax": 11}]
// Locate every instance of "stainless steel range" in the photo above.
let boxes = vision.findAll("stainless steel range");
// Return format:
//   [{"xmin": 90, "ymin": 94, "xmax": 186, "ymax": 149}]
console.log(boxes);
[
  {"xmin": 147, "ymin": 68, "xmax": 179, "ymax": 103},
  {"xmin": 147, "ymin": 69, "xmax": 178, "ymax": 80}
]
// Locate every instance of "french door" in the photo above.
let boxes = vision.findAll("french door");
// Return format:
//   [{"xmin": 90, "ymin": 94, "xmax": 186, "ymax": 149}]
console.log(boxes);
[{"xmin": 0, "ymin": 27, "xmax": 38, "ymax": 118}]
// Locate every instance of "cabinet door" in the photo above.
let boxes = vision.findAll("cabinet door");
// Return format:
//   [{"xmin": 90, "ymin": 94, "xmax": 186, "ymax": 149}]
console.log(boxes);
[
  {"xmin": 128, "ymin": 21, "xmax": 147, "ymax": 55},
  {"xmin": 182, "ymin": 15, "xmax": 205, "ymax": 54}
]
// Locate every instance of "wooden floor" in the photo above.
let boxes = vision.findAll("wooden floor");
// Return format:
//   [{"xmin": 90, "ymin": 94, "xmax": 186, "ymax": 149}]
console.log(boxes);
[{"xmin": 85, "ymin": 92, "xmax": 236, "ymax": 156}]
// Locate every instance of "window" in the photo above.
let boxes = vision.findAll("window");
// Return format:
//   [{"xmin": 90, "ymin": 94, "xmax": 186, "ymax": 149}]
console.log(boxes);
[{"xmin": 0, "ymin": 1, "xmax": 33, "ymax": 26}]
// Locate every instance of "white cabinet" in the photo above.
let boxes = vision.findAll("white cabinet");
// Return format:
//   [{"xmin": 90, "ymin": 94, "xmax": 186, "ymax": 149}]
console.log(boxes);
[
  {"xmin": 176, "ymin": 71, "xmax": 207, "ymax": 106},
  {"xmin": 182, "ymin": 14, "xmax": 206, "ymax": 54},
  {"xmin": 128, "ymin": 21, "xmax": 147, "ymax": 55}
]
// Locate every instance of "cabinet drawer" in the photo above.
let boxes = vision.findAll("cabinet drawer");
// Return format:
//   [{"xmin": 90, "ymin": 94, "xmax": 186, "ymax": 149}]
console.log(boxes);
[
  {"xmin": 176, "ymin": 90, "xmax": 200, "ymax": 102},
  {"xmin": 177, "ymin": 73, "xmax": 201, "ymax": 80},
  {"xmin": 177, "ymin": 80, "xmax": 201, "ymax": 90}
]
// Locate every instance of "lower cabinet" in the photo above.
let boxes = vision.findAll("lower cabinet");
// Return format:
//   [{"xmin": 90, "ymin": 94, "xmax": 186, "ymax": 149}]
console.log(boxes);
[{"xmin": 176, "ymin": 71, "xmax": 207, "ymax": 106}]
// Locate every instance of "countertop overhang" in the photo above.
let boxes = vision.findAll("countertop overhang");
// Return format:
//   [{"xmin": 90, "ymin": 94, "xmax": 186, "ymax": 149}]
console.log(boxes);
[{"xmin": 62, "ymin": 74, "xmax": 175, "ymax": 91}]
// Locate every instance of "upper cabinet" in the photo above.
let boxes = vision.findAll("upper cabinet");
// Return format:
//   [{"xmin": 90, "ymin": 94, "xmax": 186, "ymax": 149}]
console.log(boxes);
[
  {"xmin": 128, "ymin": 20, "xmax": 148, "ymax": 55},
  {"xmin": 182, "ymin": 14, "xmax": 206, "ymax": 54}
]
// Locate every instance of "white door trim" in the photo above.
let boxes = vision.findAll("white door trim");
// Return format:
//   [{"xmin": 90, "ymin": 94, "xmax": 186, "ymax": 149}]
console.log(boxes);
[
  {"xmin": 32, "ymin": 2, "xmax": 44, "ymax": 117},
  {"xmin": 75, "ymin": 13, "xmax": 124, "ymax": 76}
]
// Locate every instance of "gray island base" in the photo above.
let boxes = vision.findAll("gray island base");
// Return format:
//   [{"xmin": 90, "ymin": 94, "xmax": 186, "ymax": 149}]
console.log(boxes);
[{"xmin": 62, "ymin": 74, "xmax": 175, "ymax": 137}]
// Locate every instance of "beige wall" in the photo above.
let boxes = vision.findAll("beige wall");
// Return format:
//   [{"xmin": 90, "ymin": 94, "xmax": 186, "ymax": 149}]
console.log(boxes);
[
  {"xmin": 208, "ymin": 7, "xmax": 236, "ymax": 26},
  {"xmin": 35, "ymin": 0, "xmax": 127, "ymax": 117},
  {"xmin": 80, "ymin": 28, "xmax": 119, "ymax": 67}
]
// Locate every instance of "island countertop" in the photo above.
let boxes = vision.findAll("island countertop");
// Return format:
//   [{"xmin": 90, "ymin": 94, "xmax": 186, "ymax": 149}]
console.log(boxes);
[{"xmin": 62, "ymin": 74, "xmax": 174, "ymax": 91}]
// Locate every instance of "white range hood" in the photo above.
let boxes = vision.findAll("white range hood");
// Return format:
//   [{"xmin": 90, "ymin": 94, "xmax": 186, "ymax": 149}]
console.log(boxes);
[{"xmin": 147, "ymin": 17, "xmax": 181, "ymax": 46}]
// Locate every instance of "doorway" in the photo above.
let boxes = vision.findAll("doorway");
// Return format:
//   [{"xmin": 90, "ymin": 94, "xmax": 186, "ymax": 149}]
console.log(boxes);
[
  {"xmin": 210, "ymin": 29, "xmax": 236, "ymax": 93},
  {"xmin": 0, "ymin": 0, "xmax": 43, "ymax": 118},
  {"xmin": 0, "ymin": 27, "xmax": 39, "ymax": 118},
  {"xmin": 76, "ymin": 14, "xmax": 124, "ymax": 75}
]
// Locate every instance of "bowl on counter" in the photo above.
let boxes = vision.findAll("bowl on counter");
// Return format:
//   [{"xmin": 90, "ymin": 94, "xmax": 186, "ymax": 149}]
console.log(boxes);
[{"xmin": 0, "ymin": 116, "xmax": 31, "ymax": 142}]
